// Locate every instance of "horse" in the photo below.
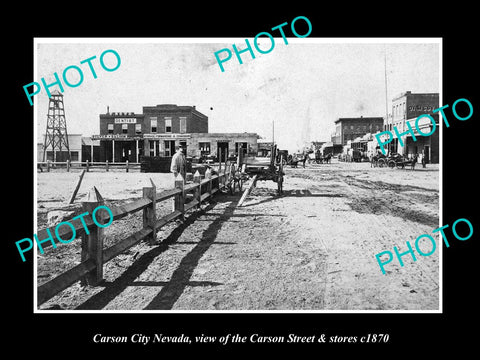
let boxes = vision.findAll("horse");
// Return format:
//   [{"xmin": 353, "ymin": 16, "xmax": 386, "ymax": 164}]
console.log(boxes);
[
  {"xmin": 324, "ymin": 153, "xmax": 332, "ymax": 164},
  {"xmin": 407, "ymin": 154, "xmax": 418, "ymax": 170}
]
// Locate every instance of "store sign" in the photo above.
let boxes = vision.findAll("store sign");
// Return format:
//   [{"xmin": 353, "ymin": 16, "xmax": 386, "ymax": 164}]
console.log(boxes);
[
  {"xmin": 91, "ymin": 134, "xmax": 142, "ymax": 140},
  {"xmin": 144, "ymin": 133, "xmax": 191, "ymax": 139},
  {"xmin": 114, "ymin": 118, "xmax": 137, "ymax": 124},
  {"xmin": 408, "ymin": 104, "xmax": 436, "ymax": 112}
]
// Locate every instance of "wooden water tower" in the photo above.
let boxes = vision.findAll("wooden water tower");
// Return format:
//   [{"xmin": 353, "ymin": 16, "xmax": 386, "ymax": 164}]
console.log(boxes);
[{"xmin": 42, "ymin": 90, "xmax": 71, "ymax": 162}]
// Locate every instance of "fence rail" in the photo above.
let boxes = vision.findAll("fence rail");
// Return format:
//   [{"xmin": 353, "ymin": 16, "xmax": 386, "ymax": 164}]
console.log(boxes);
[
  {"xmin": 38, "ymin": 160, "xmax": 139, "ymax": 172},
  {"xmin": 37, "ymin": 166, "xmax": 230, "ymax": 306}
]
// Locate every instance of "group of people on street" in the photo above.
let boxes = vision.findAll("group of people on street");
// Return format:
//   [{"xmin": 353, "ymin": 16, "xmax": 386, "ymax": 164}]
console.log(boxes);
[{"xmin": 170, "ymin": 145, "xmax": 428, "ymax": 183}]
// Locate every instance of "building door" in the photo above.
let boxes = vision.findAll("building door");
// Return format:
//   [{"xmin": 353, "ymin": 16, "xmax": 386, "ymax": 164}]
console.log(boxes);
[
  {"xmin": 120, "ymin": 142, "xmax": 132, "ymax": 162},
  {"xmin": 164, "ymin": 140, "xmax": 176, "ymax": 157},
  {"xmin": 137, "ymin": 140, "xmax": 143, "ymax": 162},
  {"xmin": 424, "ymin": 145, "xmax": 430, "ymax": 164},
  {"xmin": 235, "ymin": 142, "xmax": 248, "ymax": 157},
  {"xmin": 217, "ymin": 142, "xmax": 228, "ymax": 162}
]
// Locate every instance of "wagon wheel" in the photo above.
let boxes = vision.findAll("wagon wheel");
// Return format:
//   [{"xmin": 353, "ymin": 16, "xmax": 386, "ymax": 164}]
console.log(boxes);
[
  {"xmin": 388, "ymin": 160, "xmax": 396, "ymax": 169},
  {"xmin": 378, "ymin": 158, "xmax": 386, "ymax": 167}
]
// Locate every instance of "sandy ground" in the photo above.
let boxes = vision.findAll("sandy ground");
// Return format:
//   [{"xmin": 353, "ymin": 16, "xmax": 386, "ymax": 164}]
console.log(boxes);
[{"xmin": 36, "ymin": 159, "xmax": 440, "ymax": 311}]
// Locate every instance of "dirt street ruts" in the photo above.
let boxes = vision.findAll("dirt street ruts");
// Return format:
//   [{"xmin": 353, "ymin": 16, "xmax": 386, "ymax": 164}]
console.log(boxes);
[{"xmin": 37, "ymin": 160, "xmax": 439, "ymax": 310}]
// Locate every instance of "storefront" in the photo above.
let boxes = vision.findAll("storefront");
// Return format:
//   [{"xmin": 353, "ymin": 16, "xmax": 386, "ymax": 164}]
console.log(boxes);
[
  {"xmin": 92, "ymin": 134, "xmax": 143, "ymax": 163},
  {"xmin": 90, "ymin": 105, "xmax": 260, "ymax": 167},
  {"xmin": 398, "ymin": 114, "xmax": 439, "ymax": 163},
  {"xmin": 143, "ymin": 133, "xmax": 191, "ymax": 157},
  {"xmin": 189, "ymin": 133, "xmax": 259, "ymax": 161}
]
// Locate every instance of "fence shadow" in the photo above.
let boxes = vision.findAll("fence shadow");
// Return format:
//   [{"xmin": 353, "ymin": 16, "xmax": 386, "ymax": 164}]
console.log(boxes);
[
  {"xmin": 75, "ymin": 198, "xmax": 234, "ymax": 310},
  {"xmin": 143, "ymin": 199, "xmax": 238, "ymax": 310}
]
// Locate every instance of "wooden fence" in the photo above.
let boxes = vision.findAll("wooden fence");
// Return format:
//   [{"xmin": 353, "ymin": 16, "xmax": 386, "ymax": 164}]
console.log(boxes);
[
  {"xmin": 38, "ymin": 160, "xmax": 138, "ymax": 172},
  {"xmin": 37, "ymin": 166, "xmax": 230, "ymax": 306}
]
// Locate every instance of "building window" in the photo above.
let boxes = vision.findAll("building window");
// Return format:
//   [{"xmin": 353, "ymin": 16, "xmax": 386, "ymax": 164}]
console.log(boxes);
[
  {"xmin": 179, "ymin": 117, "xmax": 186, "ymax": 134},
  {"xmin": 70, "ymin": 151, "xmax": 79, "ymax": 161},
  {"xmin": 151, "ymin": 117, "xmax": 157, "ymax": 133},
  {"xmin": 135, "ymin": 123, "xmax": 142, "ymax": 134},
  {"xmin": 165, "ymin": 117, "xmax": 172, "ymax": 133},
  {"xmin": 199, "ymin": 142, "xmax": 211, "ymax": 155},
  {"xmin": 122, "ymin": 123, "xmax": 128, "ymax": 134},
  {"xmin": 107, "ymin": 123, "xmax": 114, "ymax": 134}
]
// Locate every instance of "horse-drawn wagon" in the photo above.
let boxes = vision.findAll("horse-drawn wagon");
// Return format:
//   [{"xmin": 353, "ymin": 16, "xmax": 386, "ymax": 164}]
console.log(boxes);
[
  {"xmin": 371, "ymin": 152, "xmax": 417, "ymax": 170},
  {"xmin": 387, "ymin": 153, "xmax": 418, "ymax": 170},
  {"xmin": 227, "ymin": 144, "xmax": 285, "ymax": 206}
]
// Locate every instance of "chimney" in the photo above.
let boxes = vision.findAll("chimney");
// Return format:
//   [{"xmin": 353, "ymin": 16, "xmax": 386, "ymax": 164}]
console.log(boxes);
[{"xmin": 107, "ymin": 106, "xmax": 110, "ymax": 114}]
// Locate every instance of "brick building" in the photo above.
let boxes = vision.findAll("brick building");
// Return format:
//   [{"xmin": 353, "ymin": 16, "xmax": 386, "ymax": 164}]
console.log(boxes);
[
  {"xmin": 91, "ymin": 104, "xmax": 259, "ymax": 164},
  {"xmin": 93, "ymin": 111, "xmax": 145, "ymax": 162},
  {"xmin": 141, "ymin": 104, "xmax": 208, "ymax": 158},
  {"xmin": 332, "ymin": 116, "xmax": 384, "ymax": 146},
  {"xmin": 385, "ymin": 91, "xmax": 439, "ymax": 163}
]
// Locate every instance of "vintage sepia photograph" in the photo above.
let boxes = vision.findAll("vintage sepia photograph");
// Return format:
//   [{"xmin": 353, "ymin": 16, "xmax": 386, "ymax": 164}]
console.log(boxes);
[{"xmin": 33, "ymin": 38, "xmax": 441, "ymax": 312}]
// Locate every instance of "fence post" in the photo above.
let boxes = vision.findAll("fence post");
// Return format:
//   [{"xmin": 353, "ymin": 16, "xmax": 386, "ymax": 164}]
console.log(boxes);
[
  {"xmin": 193, "ymin": 170, "xmax": 201, "ymax": 209},
  {"xmin": 174, "ymin": 173, "xmax": 185, "ymax": 221},
  {"xmin": 69, "ymin": 169, "xmax": 86, "ymax": 204},
  {"xmin": 67, "ymin": 159, "xmax": 70, "ymax": 172},
  {"xmin": 106, "ymin": 160, "xmax": 109, "ymax": 172},
  {"xmin": 126, "ymin": 160, "xmax": 129, "ymax": 173},
  {"xmin": 86, "ymin": 160, "xmax": 90, "ymax": 172},
  {"xmin": 81, "ymin": 186, "xmax": 105, "ymax": 286},
  {"xmin": 47, "ymin": 160, "xmax": 51, "ymax": 172},
  {"xmin": 142, "ymin": 178, "xmax": 157, "ymax": 245}
]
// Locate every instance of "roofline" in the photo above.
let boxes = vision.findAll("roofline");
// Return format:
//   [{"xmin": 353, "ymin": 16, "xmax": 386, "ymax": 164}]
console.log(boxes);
[
  {"xmin": 142, "ymin": 104, "xmax": 208, "ymax": 118},
  {"xmin": 334, "ymin": 117, "xmax": 384, "ymax": 124},
  {"xmin": 392, "ymin": 91, "xmax": 439, "ymax": 101},
  {"xmin": 100, "ymin": 113, "xmax": 144, "ymax": 117}
]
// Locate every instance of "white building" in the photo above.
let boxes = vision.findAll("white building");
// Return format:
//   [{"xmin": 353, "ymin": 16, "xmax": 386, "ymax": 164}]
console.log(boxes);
[{"xmin": 37, "ymin": 134, "xmax": 83, "ymax": 162}]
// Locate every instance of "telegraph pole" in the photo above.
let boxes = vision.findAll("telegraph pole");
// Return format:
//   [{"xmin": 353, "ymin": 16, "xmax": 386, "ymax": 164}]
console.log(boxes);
[{"xmin": 384, "ymin": 46, "xmax": 390, "ymax": 155}]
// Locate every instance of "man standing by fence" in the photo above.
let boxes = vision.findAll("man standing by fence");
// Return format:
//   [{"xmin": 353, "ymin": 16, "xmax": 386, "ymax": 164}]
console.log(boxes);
[
  {"xmin": 170, "ymin": 145, "xmax": 186, "ymax": 213},
  {"xmin": 170, "ymin": 145, "xmax": 187, "ymax": 181}
]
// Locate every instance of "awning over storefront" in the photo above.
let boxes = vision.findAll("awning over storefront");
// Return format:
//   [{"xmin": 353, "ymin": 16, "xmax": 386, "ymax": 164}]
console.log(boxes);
[{"xmin": 91, "ymin": 134, "xmax": 143, "ymax": 141}]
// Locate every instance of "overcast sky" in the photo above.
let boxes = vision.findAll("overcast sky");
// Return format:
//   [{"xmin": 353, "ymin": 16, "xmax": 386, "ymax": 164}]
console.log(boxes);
[{"xmin": 35, "ymin": 38, "xmax": 440, "ymax": 152}]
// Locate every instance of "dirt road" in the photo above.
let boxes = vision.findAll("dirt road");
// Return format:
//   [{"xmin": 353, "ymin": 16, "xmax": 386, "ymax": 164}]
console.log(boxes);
[{"xmin": 37, "ymin": 160, "xmax": 439, "ymax": 311}]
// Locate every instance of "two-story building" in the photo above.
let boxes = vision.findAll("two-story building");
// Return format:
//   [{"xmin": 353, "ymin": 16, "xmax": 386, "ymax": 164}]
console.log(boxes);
[
  {"xmin": 387, "ymin": 91, "xmax": 439, "ymax": 163},
  {"xmin": 91, "ymin": 104, "xmax": 260, "ymax": 164},
  {"xmin": 93, "ymin": 111, "xmax": 145, "ymax": 163},
  {"xmin": 332, "ymin": 116, "xmax": 384, "ymax": 146}
]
